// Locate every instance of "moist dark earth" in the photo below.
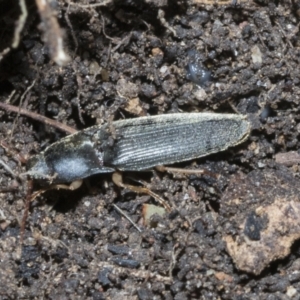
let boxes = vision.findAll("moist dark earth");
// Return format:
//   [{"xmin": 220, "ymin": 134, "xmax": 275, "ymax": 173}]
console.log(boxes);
[{"xmin": 1, "ymin": 0, "xmax": 300, "ymax": 299}]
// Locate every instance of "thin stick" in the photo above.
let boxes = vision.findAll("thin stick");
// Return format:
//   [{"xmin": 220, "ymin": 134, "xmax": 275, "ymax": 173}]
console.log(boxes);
[
  {"xmin": 0, "ymin": 140, "xmax": 27, "ymax": 164},
  {"xmin": 113, "ymin": 204, "xmax": 142, "ymax": 232},
  {"xmin": 65, "ymin": 3, "xmax": 78, "ymax": 56},
  {"xmin": 0, "ymin": 102, "xmax": 77, "ymax": 134},
  {"xmin": 0, "ymin": 158, "xmax": 18, "ymax": 179},
  {"xmin": 67, "ymin": 0, "xmax": 113, "ymax": 8},
  {"xmin": 35, "ymin": 0, "xmax": 70, "ymax": 66},
  {"xmin": 156, "ymin": 165, "xmax": 218, "ymax": 178},
  {"xmin": 0, "ymin": 48, "xmax": 10, "ymax": 62},
  {"xmin": 12, "ymin": 0, "xmax": 28, "ymax": 48}
]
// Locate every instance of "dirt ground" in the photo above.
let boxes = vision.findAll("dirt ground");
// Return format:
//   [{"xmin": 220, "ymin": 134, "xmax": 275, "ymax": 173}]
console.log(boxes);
[{"xmin": 1, "ymin": 0, "xmax": 300, "ymax": 299}]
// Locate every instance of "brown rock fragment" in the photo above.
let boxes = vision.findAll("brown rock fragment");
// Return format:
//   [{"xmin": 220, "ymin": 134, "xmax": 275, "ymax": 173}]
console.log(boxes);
[
  {"xmin": 124, "ymin": 97, "xmax": 144, "ymax": 116},
  {"xmin": 221, "ymin": 169, "xmax": 300, "ymax": 275}
]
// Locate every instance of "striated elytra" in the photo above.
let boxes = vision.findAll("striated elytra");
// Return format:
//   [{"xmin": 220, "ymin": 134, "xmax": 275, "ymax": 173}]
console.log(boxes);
[{"xmin": 26, "ymin": 113, "xmax": 251, "ymax": 184}]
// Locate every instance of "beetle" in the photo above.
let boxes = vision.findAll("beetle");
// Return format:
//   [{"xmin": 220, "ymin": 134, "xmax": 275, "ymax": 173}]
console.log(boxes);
[{"xmin": 26, "ymin": 112, "xmax": 251, "ymax": 188}]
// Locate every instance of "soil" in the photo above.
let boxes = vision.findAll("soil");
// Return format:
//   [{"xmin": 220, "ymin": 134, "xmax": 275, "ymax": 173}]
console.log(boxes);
[{"xmin": 1, "ymin": 0, "xmax": 300, "ymax": 299}]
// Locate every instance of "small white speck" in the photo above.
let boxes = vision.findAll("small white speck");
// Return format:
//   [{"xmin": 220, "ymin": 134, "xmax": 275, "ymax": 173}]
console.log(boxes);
[
  {"xmin": 286, "ymin": 286, "xmax": 297, "ymax": 298},
  {"xmin": 183, "ymin": 193, "xmax": 189, "ymax": 200},
  {"xmin": 258, "ymin": 161, "xmax": 265, "ymax": 168}
]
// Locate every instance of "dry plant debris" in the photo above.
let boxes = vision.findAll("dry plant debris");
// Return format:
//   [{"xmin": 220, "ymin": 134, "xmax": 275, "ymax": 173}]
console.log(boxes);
[
  {"xmin": 35, "ymin": 0, "xmax": 70, "ymax": 66},
  {"xmin": 0, "ymin": 0, "xmax": 69, "ymax": 65},
  {"xmin": 192, "ymin": 0, "xmax": 248, "ymax": 4}
]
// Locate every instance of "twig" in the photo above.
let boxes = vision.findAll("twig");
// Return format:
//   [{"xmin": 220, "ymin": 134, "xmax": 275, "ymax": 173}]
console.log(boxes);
[
  {"xmin": 73, "ymin": 64, "xmax": 85, "ymax": 125},
  {"xmin": 65, "ymin": 3, "xmax": 78, "ymax": 56},
  {"xmin": 0, "ymin": 102, "xmax": 77, "ymax": 134},
  {"xmin": 67, "ymin": 0, "xmax": 113, "ymax": 8},
  {"xmin": 275, "ymin": 21, "xmax": 294, "ymax": 49},
  {"xmin": 12, "ymin": 0, "xmax": 28, "ymax": 48},
  {"xmin": 0, "ymin": 48, "xmax": 10, "ymax": 63},
  {"xmin": 113, "ymin": 204, "xmax": 142, "ymax": 232},
  {"xmin": 35, "ymin": 0, "xmax": 70, "ymax": 66},
  {"xmin": 5, "ymin": 90, "xmax": 17, "ymax": 103},
  {"xmin": 0, "ymin": 0, "xmax": 28, "ymax": 62},
  {"xmin": 157, "ymin": 9, "xmax": 177, "ymax": 37},
  {"xmin": 0, "ymin": 141, "xmax": 27, "ymax": 164},
  {"xmin": 101, "ymin": 14, "xmax": 117, "ymax": 41},
  {"xmin": 111, "ymin": 32, "xmax": 132, "ymax": 53},
  {"xmin": 0, "ymin": 158, "xmax": 18, "ymax": 179}
]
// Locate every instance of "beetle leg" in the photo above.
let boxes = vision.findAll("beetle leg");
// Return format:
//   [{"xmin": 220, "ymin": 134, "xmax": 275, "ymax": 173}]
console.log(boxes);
[
  {"xmin": 29, "ymin": 180, "xmax": 83, "ymax": 203},
  {"xmin": 155, "ymin": 165, "xmax": 218, "ymax": 178},
  {"xmin": 112, "ymin": 172, "xmax": 171, "ymax": 212},
  {"xmin": 54, "ymin": 180, "xmax": 83, "ymax": 191}
]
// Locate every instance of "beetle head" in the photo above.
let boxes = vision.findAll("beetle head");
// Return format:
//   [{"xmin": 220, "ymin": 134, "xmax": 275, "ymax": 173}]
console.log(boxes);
[{"xmin": 25, "ymin": 154, "xmax": 53, "ymax": 182}]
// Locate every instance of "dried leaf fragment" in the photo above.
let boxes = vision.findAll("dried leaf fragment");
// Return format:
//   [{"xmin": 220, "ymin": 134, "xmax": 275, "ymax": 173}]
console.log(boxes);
[{"xmin": 142, "ymin": 204, "xmax": 166, "ymax": 227}]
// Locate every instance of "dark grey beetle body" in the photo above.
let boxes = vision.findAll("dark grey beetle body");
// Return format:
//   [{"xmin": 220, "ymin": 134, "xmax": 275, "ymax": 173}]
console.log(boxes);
[{"xmin": 26, "ymin": 113, "xmax": 251, "ymax": 184}]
